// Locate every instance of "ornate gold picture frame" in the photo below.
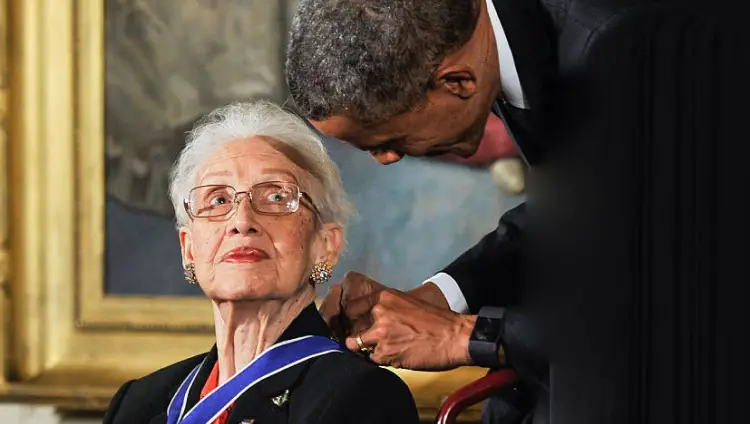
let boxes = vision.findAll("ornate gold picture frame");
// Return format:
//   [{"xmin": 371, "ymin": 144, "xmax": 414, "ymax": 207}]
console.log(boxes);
[{"xmin": 0, "ymin": 0, "xmax": 486, "ymax": 420}]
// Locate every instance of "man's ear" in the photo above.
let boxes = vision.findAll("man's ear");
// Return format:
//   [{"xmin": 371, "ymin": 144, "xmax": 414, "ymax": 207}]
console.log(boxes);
[
  {"xmin": 316, "ymin": 223, "xmax": 344, "ymax": 267},
  {"xmin": 434, "ymin": 66, "xmax": 478, "ymax": 99},
  {"xmin": 179, "ymin": 227, "xmax": 195, "ymax": 267}
]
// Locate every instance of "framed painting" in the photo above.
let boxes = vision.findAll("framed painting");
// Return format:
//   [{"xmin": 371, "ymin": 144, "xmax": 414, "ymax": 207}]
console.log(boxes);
[{"xmin": 0, "ymin": 0, "xmax": 521, "ymax": 420}]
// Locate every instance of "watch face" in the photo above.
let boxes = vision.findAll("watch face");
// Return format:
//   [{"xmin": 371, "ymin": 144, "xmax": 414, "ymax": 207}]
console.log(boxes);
[{"xmin": 473, "ymin": 316, "xmax": 503, "ymax": 342}]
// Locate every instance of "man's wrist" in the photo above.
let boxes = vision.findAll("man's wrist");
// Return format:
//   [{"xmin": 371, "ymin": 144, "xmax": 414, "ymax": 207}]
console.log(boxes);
[
  {"xmin": 409, "ymin": 282, "xmax": 451, "ymax": 310},
  {"xmin": 453, "ymin": 314, "xmax": 477, "ymax": 367}
]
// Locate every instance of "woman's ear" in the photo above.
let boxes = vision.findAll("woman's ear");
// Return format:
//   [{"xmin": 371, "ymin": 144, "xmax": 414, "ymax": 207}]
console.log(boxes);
[
  {"xmin": 179, "ymin": 226, "xmax": 195, "ymax": 267},
  {"xmin": 316, "ymin": 223, "xmax": 344, "ymax": 267}
]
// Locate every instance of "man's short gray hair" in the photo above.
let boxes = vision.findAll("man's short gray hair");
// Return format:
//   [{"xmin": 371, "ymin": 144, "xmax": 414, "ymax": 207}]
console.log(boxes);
[
  {"xmin": 286, "ymin": 0, "xmax": 479, "ymax": 125},
  {"xmin": 169, "ymin": 101, "xmax": 353, "ymax": 234}
]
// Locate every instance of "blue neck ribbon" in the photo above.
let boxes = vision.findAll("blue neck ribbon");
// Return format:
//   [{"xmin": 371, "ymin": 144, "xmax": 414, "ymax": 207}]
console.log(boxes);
[{"xmin": 167, "ymin": 335, "xmax": 344, "ymax": 424}]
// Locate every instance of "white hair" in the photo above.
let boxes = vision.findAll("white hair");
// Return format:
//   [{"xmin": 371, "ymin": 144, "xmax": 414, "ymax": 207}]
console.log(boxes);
[{"xmin": 168, "ymin": 101, "xmax": 354, "ymax": 235}]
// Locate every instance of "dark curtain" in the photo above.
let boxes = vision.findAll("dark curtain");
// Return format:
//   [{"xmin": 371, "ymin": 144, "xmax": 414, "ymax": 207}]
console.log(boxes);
[{"xmin": 525, "ymin": 4, "xmax": 750, "ymax": 423}]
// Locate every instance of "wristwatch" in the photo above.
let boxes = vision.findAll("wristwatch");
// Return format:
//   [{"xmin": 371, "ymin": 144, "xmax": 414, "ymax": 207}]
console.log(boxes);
[{"xmin": 468, "ymin": 306, "xmax": 506, "ymax": 369}]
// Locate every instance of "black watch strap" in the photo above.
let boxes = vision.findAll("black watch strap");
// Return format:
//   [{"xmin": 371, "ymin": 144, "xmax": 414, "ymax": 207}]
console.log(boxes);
[{"xmin": 469, "ymin": 306, "xmax": 506, "ymax": 369}]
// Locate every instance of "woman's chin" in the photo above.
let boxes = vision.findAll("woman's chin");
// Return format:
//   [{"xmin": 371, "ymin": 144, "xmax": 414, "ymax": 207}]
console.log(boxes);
[
  {"xmin": 207, "ymin": 289, "xmax": 273, "ymax": 303},
  {"xmin": 202, "ymin": 273, "xmax": 274, "ymax": 300},
  {"xmin": 204, "ymin": 284, "xmax": 301, "ymax": 303}
]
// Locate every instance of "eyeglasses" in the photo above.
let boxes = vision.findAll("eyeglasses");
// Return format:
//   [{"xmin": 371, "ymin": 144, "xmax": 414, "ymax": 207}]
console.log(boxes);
[{"xmin": 183, "ymin": 181, "xmax": 319, "ymax": 219}]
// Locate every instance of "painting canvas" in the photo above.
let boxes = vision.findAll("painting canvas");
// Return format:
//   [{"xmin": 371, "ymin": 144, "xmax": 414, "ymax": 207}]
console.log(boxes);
[{"xmin": 103, "ymin": 0, "xmax": 521, "ymax": 298}]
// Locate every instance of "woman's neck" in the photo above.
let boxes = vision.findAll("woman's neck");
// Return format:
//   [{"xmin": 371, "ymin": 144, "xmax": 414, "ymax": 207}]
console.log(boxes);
[{"xmin": 212, "ymin": 287, "xmax": 316, "ymax": 384}]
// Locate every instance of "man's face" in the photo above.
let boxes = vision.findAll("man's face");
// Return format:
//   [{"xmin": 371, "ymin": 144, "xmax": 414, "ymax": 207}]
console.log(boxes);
[
  {"xmin": 312, "ymin": 92, "xmax": 491, "ymax": 165},
  {"xmin": 305, "ymin": 0, "xmax": 503, "ymax": 165}
]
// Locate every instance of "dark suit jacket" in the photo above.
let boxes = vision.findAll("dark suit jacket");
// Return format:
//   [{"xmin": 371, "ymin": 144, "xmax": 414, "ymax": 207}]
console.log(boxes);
[
  {"xmin": 444, "ymin": 0, "xmax": 750, "ymax": 423},
  {"xmin": 103, "ymin": 303, "xmax": 419, "ymax": 424},
  {"xmin": 443, "ymin": 0, "xmax": 659, "ymax": 313},
  {"xmin": 440, "ymin": 1, "xmax": 697, "ymax": 423}
]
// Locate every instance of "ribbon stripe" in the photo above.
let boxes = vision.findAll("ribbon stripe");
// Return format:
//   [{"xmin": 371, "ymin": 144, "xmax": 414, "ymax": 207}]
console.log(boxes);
[{"xmin": 167, "ymin": 359, "xmax": 204, "ymax": 423}]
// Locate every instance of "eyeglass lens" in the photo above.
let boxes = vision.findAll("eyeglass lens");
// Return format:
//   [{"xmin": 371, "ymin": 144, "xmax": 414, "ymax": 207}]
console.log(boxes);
[{"xmin": 188, "ymin": 182, "xmax": 300, "ymax": 217}]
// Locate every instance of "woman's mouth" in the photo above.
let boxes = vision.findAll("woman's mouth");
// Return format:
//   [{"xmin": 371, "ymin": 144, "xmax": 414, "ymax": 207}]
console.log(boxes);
[{"xmin": 221, "ymin": 246, "xmax": 270, "ymax": 263}]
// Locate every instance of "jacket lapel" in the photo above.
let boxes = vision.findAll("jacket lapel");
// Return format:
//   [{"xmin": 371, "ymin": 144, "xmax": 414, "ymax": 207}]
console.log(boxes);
[
  {"xmin": 147, "ymin": 349, "xmax": 216, "ymax": 424},
  {"xmin": 146, "ymin": 351, "xmax": 213, "ymax": 424},
  {"xmin": 492, "ymin": 0, "xmax": 556, "ymax": 165},
  {"xmin": 492, "ymin": 0, "xmax": 554, "ymax": 112},
  {"xmin": 494, "ymin": 100, "xmax": 542, "ymax": 166},
  {"xmin": 184, "ymin": 348, "xmax": 218, "ymax": 412}
]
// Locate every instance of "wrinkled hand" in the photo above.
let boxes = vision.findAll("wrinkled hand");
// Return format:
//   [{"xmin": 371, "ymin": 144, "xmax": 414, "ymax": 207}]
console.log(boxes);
[{"xmin": 321, "ymin": 272, "xmax": 475, "ymax": 371}]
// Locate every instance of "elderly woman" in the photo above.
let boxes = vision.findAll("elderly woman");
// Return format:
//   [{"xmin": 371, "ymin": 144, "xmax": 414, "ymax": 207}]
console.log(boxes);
[{"xmin": 103, "ymin": 102, "xmax": 419, "ymax": 424}]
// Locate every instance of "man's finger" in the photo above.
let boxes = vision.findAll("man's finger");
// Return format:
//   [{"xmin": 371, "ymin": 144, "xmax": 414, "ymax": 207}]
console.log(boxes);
[
  {"xmin": 367, "ymin": 349, "xmax": 387, "ymax": 366},
  {"xmin": 342, "ymin": 291, "xmax": 380, "ymax": 321},
  {"xmin": 339, "ymin": 271, "xmax": 374, "ymax": 301},
  {"xmin": 345, "ymin": 326, "xmax": 379, "ymax": 353},
  {"xmin": 319, "ymin": 284, "xmax": 343, "ymax": 323},
  {"xmin": 348, "ymin": 315, "xmax": 373, "ymax": 337}
]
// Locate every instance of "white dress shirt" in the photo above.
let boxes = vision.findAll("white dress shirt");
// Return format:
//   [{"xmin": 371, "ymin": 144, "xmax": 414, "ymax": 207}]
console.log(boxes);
[
  {"xmin": 422, "ymin": 0, "xmax": 528, "ymax": 314},
  {"xmin": 486, "ymin": 0, "xmax": 529, "ymax": 109}
]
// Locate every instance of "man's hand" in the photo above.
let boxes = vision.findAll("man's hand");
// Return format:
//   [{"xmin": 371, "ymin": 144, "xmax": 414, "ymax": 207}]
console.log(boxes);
[
  {"xmin": 319, "ymin": 271, "xmax": 387, "ymax": 339},
  {"xmin": 344, "ymin": 289, "xmax": 476, "ymax": 371},
  {"xmin": 320, "ymin": 271, "xmax": 476, "ymax": 370}
]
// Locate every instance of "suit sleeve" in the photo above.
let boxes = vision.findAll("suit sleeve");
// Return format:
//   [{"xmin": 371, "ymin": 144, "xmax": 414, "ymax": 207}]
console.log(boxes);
[
  {"xmin": 102, "ymin": 380, "xmax": 134, "ymax": 424},
  {"xmin": 440, "ymin": 202, "xmax": 526, "ymax": 313}
]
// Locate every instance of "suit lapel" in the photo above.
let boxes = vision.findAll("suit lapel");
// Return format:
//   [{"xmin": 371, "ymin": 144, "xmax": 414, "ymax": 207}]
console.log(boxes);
[
  {"xmin": 147, "ymin": 348, "xmax": 216, "ymax": 424},
  {"xmin": 184, "ymin": 348, "xmax": 218, "ymax": 412},
  {"xmin": 494, "ymin": 100, "xmax": 542, "ymax": 166},
  {"xmin": 492, "ymin": 0, "xmax": 556, "ymax": 165},
  {"xmin": 492, "ymin": 0, "xmax": 554, "ymax": 112},
  {"xmin": 145, "ymin": 351, "xmax": 212, "ymax": 424}
]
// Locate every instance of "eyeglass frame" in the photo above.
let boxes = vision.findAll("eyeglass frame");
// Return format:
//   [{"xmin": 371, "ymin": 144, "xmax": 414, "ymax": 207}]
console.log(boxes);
[{"xmin": 182, "ymin": 181, "xmax": 320, "ymax": 220}]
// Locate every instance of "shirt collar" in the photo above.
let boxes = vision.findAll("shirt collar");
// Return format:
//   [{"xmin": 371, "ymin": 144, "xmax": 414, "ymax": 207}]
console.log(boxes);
[{"xmin": 485, "ymin": 0, "xmax": 530, "ymax": 109}]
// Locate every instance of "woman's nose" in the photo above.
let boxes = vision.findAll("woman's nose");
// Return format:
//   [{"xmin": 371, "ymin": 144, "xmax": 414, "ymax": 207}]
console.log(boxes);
[{"xmin": 230, "ymin": 195, "xmax": 260, "ymax": 235}]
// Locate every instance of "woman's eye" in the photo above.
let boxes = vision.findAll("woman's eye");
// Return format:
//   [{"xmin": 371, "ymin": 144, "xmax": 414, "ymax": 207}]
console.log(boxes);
[
  {"xmin": 209, "ymin": 195, "xmax": 229, "ymax": 205},
  {"xmin": 266, "ymin": 192, "xmax": 286, "ymax": 202}
]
